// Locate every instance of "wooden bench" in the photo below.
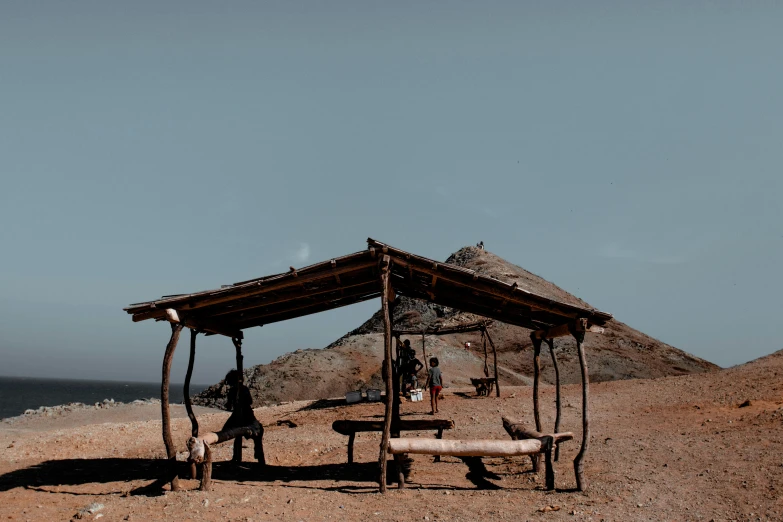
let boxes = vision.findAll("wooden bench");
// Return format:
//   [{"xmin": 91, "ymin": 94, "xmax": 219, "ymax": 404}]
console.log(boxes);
[
  {"xmin": 383, "ymin": 418, "xmax": 574, "ymax": 490},
  {"xmin": 332, "ymin": 419, "xmax": 454, "ymax": 464},
  {"xmin": 502, "ymin": 416, "xmax": 574, "ymax": 490},
  {"xmin": 470, "ymin": 377, "xmax": 497, "ymax": 396}
]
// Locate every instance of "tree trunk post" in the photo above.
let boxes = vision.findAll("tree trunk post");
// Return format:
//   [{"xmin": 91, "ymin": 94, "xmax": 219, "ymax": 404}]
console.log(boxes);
[
  {"xmin": 161, "ymin": 322, "xmax": 183, "ymax": 491},
  {"xmin": 231, "ymin": 336, "xmax": 244, "ymax": 463},
  {"xmin": 199, "ymin": 444, "xmax": 212, "ymax": 491},
  {"xmin": 573, "ymin": 329, "xmax": 589, "ymax": 491},
  {"xmin": 421, "ymin": 331, "xmax": 427, "ymax": 367},
  {"xmin": 378, "ymin": 256, "xmax": 393, "ymax": 493},
  {"xmin": 543, "ymin": 436, "xmax": 555, "ymax": 491},
  {"xmin": 185, "ymin": 328, "xmax": 200, "ymax": 479},
  {"xmin": 546, "ymin": 338, "xmax": 562, "ymax": 461},
  {"xmin": 391, "ymin": 338, "xmax": 401, "ymax": 439},
  {"xmin": 482, "ymin": 328, "xmax": 489, "ymax": 377},
  {"xmin": 530, "ymin": 335, "xmax": 543, "ymax": 433},
  {"xmin": 484, "ymin": 326, "xmax": 500, "ymax": 397}
]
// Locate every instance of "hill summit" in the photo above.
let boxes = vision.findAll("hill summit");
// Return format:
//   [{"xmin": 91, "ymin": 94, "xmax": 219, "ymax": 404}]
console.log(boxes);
[{"xmin": 194, "ymin": 245, "xmax": 718, "ymax": 408}]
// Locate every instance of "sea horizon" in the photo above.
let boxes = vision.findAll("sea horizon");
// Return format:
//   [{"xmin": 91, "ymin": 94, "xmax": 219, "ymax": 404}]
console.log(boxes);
[{"xmin": 0, "ymin": 375, "xmax": 210, "ymax": 420}]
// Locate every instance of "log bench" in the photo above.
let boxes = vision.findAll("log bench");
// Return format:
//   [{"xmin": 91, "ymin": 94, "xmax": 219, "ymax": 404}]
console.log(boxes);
[
  {"xmin": 386, "ymin": 438, "xmax": 542, "ymax": 489},
  {"xmin": 382, "ymin": 417, "xmax": 574, "ymax": 490},
  {"xmin": 332, "ymin": 419, "xmax": 454, "ymax": 464},
  {"xmin": 502, "ymin": 416, "xmax": 574, "ymax": 490},
  {"xmin": 470, "ymin": 377, "xmax": 497, "ymax": 396}
]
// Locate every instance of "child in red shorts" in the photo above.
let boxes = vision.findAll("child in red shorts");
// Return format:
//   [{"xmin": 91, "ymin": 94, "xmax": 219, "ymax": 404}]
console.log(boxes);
[{"xmin": 424, "ymin": 357, "xmax": 442, "ymax": 415}]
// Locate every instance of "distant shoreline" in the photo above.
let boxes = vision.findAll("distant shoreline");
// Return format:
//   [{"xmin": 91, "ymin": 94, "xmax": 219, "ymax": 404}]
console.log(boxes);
[{"xmin": 0, "ymin": 376, "xmax": 209, "ymax": 420}]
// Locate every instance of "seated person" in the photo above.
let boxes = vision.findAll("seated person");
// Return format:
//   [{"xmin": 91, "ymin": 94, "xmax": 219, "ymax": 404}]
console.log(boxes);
[{"xmin": 223, "ymin": 369, "xmax": 265, "ymax": 465}]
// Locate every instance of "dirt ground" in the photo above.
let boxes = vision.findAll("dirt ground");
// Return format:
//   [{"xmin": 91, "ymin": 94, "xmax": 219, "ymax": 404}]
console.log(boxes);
[{"xmin": 1, "ymin": 351, "xmax": 782, "ymax": 522}]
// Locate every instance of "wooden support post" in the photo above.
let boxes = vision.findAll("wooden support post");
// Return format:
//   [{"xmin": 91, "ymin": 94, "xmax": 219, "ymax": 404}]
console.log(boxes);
[
  {"xmin": 348, "ymin": 433, "xmax": 356, "ymax": 464},
  {"xmin": 378, "ymin": 256, "xmax": 393, "ymax": 493},
  {"xmin": 161, "ymin": 323, "xmax": 183, "ymax": 491},
  {"xmin": 200, "ymin": 444, "xmax": 212, "ymax": 491},
  {"xmin": 185, "ymin": 329, "xmax": 199, "ymax": 479},
  {"xmin": 530, "ymin": 334, "xmax": 543, "ymax": 473},
  {"xmin": 482, "ymin": 329, "xmax": 489, "ymax": 377},
  {"xmin": 395, "ymin": 453, "xmax": 406, "ymax": 489},
  {"xmin": 546, "ymin": 338, "xmax": 562, "ymax": 461},
  {"xmin": 421, "ymin": 331, "xmax": 428, "ymax": 370},
  {"xmin": 484, "ymin": 326, "xmax": 500, "ymax": 397},
  {"xmin": 434, "ymin": 427, "xmax": 443, "ymax": 463},
  {"xmin": 543, "ymin": 436, "xmax": 555, "ymax": 491},
  {"xmin": 573, "ymin": 330, "xmax": 590, "ymax": 492},
  {"xmin": 231, "ymin": 336, "xmax": 244, "ymax": 463},
  {"xmin": 391, "ymin": 339, "xmax": 401, "ymax": 439},
  {"xmin": 530, "ymin": 335, "xmax": 543, "ymax": 433}
]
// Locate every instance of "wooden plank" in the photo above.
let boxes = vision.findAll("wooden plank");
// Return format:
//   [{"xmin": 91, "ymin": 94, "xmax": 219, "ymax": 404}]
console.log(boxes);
[
  {"xmin": 387, "ymin": 438, "xmax": 542, "ymax": 457},
  {"xmin": 229, "ymin": 285, "xmax": 381, "ymax": 329},
  {"xmin": 332, "ymin": 419, "xmax": 454, "ymax": 435},
  {"xmin": 210, "ymin": 279, "xmax": 376, "ymax": 319},
  {"xmin": 393, "ymin": 321, "xmax": 491, "ymax": 336},
  {"xmin": 128, "ymin": 258, "xmax": 377, "ymax": 321}
]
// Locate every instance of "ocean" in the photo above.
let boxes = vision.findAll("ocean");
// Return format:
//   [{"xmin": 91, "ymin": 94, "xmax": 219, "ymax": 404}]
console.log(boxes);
[{"xmin": 0, "ymin": 376, "xmax": 208, "ymax": 419}]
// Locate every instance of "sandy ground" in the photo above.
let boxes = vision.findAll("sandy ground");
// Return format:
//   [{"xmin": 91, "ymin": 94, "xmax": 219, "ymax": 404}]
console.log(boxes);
[{"xmin": 1, "ymin": 351, "xmax": 782, "ymax": 522}]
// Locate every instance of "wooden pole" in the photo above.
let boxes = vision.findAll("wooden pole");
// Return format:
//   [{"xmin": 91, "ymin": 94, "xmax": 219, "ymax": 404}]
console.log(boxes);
[
  {"xmin": 574, "ymin": 330, "xmax": 590, "ymax": 491},
  {"xmin": 185, "ymin": 329, "xmax": 199, "ymax": 479},
  {"xmin": 200, "ymin": 444, "xmax": 212, "ymax": 491},
  {"xmin": 161, "ymin": 322, "xmax": 183, "ymax": 491},
  {"xmin": 231, "ymin": 336, "xmax": 244, "ymax": 463},
  {"xmin": 546, "ymin": 338, "xmax": 562, "ymax": 461},
  {"xmin": 387, "ymin": 438, "xmax": 541, "ymax": 456},
  {"xmin": 484, "ymin": 327, "xmax": 500, "ymax": 397},
  {"xmin": 421, "ymin": 331, "xmax": 427, "ymax": 370},
  {"xmin": 482, "ymin": 329, "xmax": 489, "ymax": 377},
  {"xmin": 531, "ymin": 335, "xmax": 542, "ymax": 433},
  {"xmin": 391, "ymin": 338, "xmax": 401, "ymax": 439},
  {"xmin": 378, "ymin": 256, "xmax": 393, "ymax": 493}
]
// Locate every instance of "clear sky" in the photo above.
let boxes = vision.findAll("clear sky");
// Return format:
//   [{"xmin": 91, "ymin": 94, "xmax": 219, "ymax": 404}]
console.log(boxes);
[{"xmin": 1, "ymin": 1, "xmax": 781, "ymax": 385}]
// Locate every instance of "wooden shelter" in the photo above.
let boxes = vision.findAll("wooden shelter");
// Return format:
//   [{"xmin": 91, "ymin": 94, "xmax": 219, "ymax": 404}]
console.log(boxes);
[{"xmin": 124, "ymin": 238, "xmax": 612, "ymax": 492}]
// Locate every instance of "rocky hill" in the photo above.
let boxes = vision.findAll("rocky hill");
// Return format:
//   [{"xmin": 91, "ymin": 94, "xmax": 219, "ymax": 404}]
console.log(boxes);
[{"xmin": 194, "ymin": 245, "xmax": 718, "ymax": 408}]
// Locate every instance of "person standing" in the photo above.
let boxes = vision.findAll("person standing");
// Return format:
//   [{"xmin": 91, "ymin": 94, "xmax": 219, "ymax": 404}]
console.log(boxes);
[{"xmin": 424, "ymin": 357, "xmax": 443, "ymax": 415}]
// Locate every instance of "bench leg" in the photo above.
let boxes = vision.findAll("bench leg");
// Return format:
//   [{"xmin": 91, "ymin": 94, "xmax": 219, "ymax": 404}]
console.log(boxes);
[
  {"xmin": 543, "ymin": 437, "xmax": 555, "ymax": 490},
  {"xmin": 530, "ymin": 454, "xmax": 541, "ymax": 473},
  {"xmin": 394, "ymin": 453, "xmax": 406, "ymax": 489},
  {"xmin": 348, "ymin": 433, "xmax": 355, "ymax": 464},
  {"xmin": 434, "ymin": 428, "xmax": 443, "ymax": 463}
]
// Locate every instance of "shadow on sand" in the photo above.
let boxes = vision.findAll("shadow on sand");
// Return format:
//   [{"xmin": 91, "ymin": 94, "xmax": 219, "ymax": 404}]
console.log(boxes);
[{"xmin": 0, "ymin": 456, "xmax": 515, "ymax": 496}]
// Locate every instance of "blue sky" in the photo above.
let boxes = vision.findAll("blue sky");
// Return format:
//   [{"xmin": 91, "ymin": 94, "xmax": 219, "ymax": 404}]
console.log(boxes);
[{"xmin": 1, "ymin": 1, "xmax": 781, "ymax": 384}]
